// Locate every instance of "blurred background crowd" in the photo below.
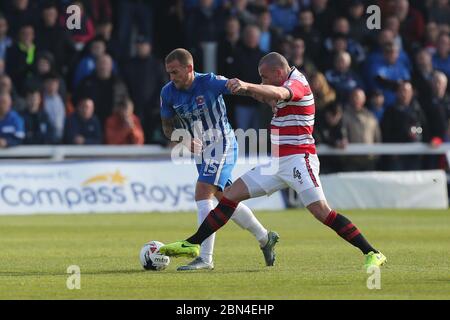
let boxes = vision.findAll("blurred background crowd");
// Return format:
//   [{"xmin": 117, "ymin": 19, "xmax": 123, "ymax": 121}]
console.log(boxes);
[{"xmin": 0, "ymin": 0, "xmax": 449, "ymax": 172}]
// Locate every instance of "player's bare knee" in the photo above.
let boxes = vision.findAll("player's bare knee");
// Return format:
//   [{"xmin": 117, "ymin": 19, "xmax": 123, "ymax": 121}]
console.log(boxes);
[
  {"xmin": 195, "ymin": 182, "xmax": 216, "ymax": 201},
  {"xmin": 223, "ymin": 179, "xmax": 250, "ymax": 203},
  {"xmin": 307, "ymin": 200, "xmax": 331, "ymax": 223}
]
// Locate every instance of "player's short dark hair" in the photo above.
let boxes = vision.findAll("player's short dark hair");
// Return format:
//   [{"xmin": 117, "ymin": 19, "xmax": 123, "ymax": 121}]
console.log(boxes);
[
  {"xmin": 259, "ymin": 52, "xmax": 290, "ymax": 70},
  {"xmin": 165, "ymin": 48, "xmax": 193, "ymax": 66}
]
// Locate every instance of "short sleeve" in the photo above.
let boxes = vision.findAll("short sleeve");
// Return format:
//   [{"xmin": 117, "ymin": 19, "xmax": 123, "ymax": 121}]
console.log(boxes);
[
  {"xmin": 160, "ymin": 87, "xmax": 175, "ymax": 119},
  {"xmin": 283, "ymin": 79, "xmax": 309, "ymax": 102},
  {"xmin": 209, "ymin": 73, "xmax": 230, "ymax": 96}
]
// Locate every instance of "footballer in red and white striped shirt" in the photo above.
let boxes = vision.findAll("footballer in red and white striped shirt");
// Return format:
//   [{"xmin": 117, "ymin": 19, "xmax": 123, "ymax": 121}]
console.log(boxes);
[
  {"xmin": 160, "ymin": 52, "xmax": 386, "ymax": 271},
  {"xmin": 270, "ymin": 67, "xmax": 316, "ymax": 157}
]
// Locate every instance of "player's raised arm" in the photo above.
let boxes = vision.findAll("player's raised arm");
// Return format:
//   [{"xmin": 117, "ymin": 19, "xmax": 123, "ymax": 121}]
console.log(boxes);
[{"xmin": 226, "ymin": 78, "xmax": 291, "ymax": 102}]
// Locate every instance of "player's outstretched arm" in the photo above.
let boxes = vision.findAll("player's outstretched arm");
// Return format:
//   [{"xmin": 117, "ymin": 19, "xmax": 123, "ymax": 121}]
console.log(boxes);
[{"xmin": 226, "ymin": 78, "xmax": 291, "ymax": 103}]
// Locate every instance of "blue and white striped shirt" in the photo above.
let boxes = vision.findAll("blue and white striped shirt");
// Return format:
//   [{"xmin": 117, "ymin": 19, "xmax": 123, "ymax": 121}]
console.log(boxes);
[{"xmin": 160, "ymin": 72, "xmax": 236, "ymax": 148}]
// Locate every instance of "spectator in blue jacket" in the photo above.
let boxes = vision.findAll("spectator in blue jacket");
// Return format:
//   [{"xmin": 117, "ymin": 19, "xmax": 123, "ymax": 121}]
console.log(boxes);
[
  {"xmin": 325, "ymin": 51, "xmax": 364, "ymax": 103},
  {"xmin": 72, "ymin": 36, "xmax": 108, "ymax": 89},
  {"xmin": 269, "ymin": 0, "xmax": 299, "ymax": 34},
  {"xmin": 64, "ymin": 98, "xmax": 102, "ymax": 145},
  {"xmin": 0, "ymin": 91, "xmax": 25, "ymax": 148},
  {"xmin": 365, "ymin": 29, "xmax": 411, "ymax": 74},
  {"xmin": 365, "ymin": 42, "xmax": 411, "ymax": 108}
]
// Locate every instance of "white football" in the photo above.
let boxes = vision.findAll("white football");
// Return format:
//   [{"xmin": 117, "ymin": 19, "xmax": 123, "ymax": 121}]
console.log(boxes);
[{"xmin": 139, "ymin": 240, "xmax": 170, "ymax": 271}]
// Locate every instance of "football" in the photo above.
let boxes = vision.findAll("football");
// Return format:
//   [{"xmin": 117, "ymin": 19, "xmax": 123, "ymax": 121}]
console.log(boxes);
[{"xmin": 139, "ymin": 241, "xmax": 170, "ymax": 271}]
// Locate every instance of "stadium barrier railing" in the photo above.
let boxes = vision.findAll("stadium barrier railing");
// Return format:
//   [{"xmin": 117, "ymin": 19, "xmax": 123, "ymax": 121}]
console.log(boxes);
[{"xmin": 1, "ymin": 143, "xmax": 450, "ymax": 161}]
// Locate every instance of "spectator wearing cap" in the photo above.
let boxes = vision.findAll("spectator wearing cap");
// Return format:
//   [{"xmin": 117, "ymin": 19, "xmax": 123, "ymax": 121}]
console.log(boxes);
[
  {"xmin": 122, "ymin": 36, "xmax": 166, "ymax": 143},
  {"xmin": 64, "ymin": 98, "xmax": 102, "ymax": 145},
  {"xmin": 0, "ymin": 14, "xmax": 12, "ymax": 61},
  {"xmin": 325, "ymin": 51, "xmax": 364, "ymax": 103},
  {"xmin": 5, "ymin": 24, "xmax": 38, "ymax": 95},
  {"xmin": 75, "ymin": 54, "xmax": 128, "ymax": 126},
  {"xmin": 292, "ymin": 9, "xmax": 322, "ymax": 61},
  {"xmin": 35, "ymin": 3, "xmax": 74, "ymax": 74},
  {"xmin": 104, "ymin": 98, "xmax": 144, "ymax": 145},
  {"xmin": 0, "ymin": 91, "xmax": 25, "ymax": 148},
  {"xmin": 42, "ymin": 73, "xmax": 65, "ymax": 143},
  {"xmin": 21, "ymin": 88, "xmax": 55, "ymax": 145}
]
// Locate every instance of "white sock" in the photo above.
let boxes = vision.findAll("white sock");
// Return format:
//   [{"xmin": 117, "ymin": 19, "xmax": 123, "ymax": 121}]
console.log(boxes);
[
  {"xmin": 196, "ymin": 199, "xmax": 215, "ymax": 264},
  {"xmin": 231, "ymin": 202, "xmax": 268, "ymax": 247}
]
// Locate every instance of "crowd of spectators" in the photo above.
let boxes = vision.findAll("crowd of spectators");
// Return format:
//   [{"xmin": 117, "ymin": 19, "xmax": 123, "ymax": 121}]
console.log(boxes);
[{"xmin": 0, "ymin": 0, "xmax": 449, "ymax": 172}]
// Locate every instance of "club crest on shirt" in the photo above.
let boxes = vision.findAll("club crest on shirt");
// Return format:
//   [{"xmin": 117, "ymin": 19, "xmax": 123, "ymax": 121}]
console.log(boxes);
[{"xmin": 196, "ymin": 95, "xmax": 206, "ymax": 107}]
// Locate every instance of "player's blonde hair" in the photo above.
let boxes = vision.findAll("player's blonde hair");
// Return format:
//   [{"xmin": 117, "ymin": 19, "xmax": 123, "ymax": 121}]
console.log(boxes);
[{"xmin": 165, "ymin": 48, "xmax": 194, "ymax": 67}]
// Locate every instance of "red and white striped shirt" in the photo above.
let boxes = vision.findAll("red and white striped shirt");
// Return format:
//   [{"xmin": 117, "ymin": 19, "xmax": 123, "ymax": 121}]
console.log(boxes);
[{"xmin": 271, "ymin": 67, "xmax": 316, "ymax": 157}]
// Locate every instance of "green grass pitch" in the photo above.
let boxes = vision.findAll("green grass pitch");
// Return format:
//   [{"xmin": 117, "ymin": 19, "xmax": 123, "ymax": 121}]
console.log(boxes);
[{"xmin": 0, "ymin": 209, "xmax": 449, "ymax": 299}]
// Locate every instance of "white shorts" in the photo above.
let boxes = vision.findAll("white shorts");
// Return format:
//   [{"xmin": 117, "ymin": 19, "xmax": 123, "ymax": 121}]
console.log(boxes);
[{"xmin": 241, "ymin": 153, "xmax": 326, "ymax": 207}]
